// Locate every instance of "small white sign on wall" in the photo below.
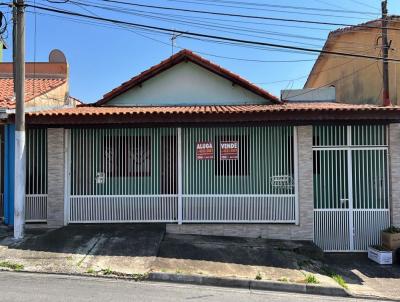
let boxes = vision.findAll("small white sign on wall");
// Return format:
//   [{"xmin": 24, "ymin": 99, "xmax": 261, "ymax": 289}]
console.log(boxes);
[
  {"xmin": 270, "ymin": 175, "xmax": 294, "ymax": 189},
  {"xmin": 96, "ymin": 172, "xmax": 105, "ymax": 184}
]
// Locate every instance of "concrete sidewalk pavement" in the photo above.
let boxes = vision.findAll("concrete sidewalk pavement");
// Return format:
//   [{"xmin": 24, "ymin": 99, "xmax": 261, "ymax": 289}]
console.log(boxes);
[
  {"xmin": 0, "ymin": 224, "xmax": 165, "ymax": 274},
  {"xmin": 325, "ymin": 253, "xmax": 400, "ymax": 300},
  {"xmin": 0, "ymin": 225, "xmax": 398, "ymax": 299}
]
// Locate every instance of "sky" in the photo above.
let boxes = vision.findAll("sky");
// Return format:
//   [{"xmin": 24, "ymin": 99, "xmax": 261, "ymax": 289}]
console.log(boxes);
[{"xmin": 1, "ymin": 0, "xmax": 400, "ymax": 103}]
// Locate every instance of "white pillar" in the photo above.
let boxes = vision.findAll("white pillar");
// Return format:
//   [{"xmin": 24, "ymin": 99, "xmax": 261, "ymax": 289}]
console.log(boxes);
[
  {"xmin": 14, "ymin": 130, "xmax": 26, "ymax": 239},
  {"xmin": 177, "ymin": 127, "xmax": 183, "ymax": 224}
]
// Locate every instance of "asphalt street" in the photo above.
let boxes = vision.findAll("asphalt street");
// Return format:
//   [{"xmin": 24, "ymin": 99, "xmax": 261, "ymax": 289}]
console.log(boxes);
[{"xmin": 0, "ymin": 271, "xmax": 386, "ymax": 302}]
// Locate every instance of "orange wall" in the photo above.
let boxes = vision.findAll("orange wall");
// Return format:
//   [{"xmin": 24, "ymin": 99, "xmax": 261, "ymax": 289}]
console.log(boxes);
[{"xmin": 305, "ymin": 23, "xmax": 400, "ymax": 105}]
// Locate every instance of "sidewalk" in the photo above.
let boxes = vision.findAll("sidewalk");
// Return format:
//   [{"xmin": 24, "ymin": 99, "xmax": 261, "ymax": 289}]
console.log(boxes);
[
  {"xmin": 325, "ymin": 253, "xmax": 400, "ymax": 300},
  {"xmin": 0, "ymin": 225, "xmax": 397, "ymax": 299}
]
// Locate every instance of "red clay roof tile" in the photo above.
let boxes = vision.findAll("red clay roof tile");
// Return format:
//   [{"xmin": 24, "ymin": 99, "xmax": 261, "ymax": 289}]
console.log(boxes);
[
  {"xmin": 0, "ymin": 77, "xmax": 66, "ymax": 108},
  {"xmin": 27, "ymin": 102, "xmax": 400, "ymax": 118}
]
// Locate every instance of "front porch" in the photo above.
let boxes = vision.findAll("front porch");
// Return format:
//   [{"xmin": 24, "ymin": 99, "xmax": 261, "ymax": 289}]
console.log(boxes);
[{"xmin": 66, "ymin": 126, "xmax": 299, "ymax": 225}]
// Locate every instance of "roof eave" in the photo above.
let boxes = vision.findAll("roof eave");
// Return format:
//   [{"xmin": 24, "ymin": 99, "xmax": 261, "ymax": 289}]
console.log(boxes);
[{"xmin": 22, "ymin": 109, "xmax": 400, "ymax": 126}]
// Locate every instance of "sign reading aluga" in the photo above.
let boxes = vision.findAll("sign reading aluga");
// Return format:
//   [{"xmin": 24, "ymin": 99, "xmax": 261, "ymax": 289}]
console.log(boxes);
[
  {"xmin": 220, "ymin": 141, "xmax": 239, "ymax": 160},
  {"xmin": 196, "ymin": 141, "xmax": 214, "ymax": 160}
]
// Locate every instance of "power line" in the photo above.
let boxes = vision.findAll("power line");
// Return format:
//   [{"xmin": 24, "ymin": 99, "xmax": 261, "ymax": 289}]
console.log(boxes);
[
  {"xmin": 71, "ymin": 0, "xmax": 381, "ymax": 50},
  {"xmin": 156, "ymin": 0, "xmax": 375, "ymax": 20},
  {"xmin": 25, "ymin": 4, "xmax": 400, "ymax": 62},
  {"xmin": 28, "ymin": 8, "xmax": 314, "ymax": 56},
  {"xmin": 32, "ymin": 0, "xmax": 400, "ymax": 43},
  {"xmin": 92, "ymin": 0, "xmax": 400, "ymax": 31},
  {"xmin": 349, "ymin": 0, "xmax": 380, "ymax": 11},
  {"xmin": 164, "ymin": 0, "xmax": 378, "ymax": 16},
  {"xmin": 256, "ymin": 47, "xmax": 378, "ymax": 85},
  {"xmin": 27, "ymin": 10, "xmax": 317, "ymax": 64},
  {"xmin": 66, "ymin": 1, "xmax": 319, "ymax": 63},
  {"xmin": 82, "ymin": 1, "xmax": 337, "ymax": 33},
  {"xmin": 68, "ymin": 0, "xmax": 333, "ymax": 49}
]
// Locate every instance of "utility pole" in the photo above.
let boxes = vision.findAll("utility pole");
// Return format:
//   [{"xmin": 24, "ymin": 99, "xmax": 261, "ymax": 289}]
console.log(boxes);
[
  {"xmin": 382, "ymin": 0, "xmax": 391, "ymax": 106},
  {"xmin": 13, "ymin": 0, "xmax": 26, "ymax": 239}
]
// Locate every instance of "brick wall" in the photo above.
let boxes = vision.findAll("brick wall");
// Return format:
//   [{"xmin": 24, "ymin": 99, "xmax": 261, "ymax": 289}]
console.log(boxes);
[
  {"xmin": 167, "ymin": 126, "xmax": 314, "ymax": 240},
  {"xmin": 390, "ymin": 124, "xmax": 400, "ymax": 227},
  {"xmin": 47, "ymin": 128, "xmax": 65, "ymax": 227}
]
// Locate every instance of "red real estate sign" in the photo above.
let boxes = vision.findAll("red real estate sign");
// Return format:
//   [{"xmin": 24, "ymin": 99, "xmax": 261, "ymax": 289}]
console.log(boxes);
[
  {"xmin": 220, "ymin": 141, "xmax": 239, "ymax": 160},
  {"xmin": 196, "ymin": 141, "xmax": 214, "ymax": 160}
]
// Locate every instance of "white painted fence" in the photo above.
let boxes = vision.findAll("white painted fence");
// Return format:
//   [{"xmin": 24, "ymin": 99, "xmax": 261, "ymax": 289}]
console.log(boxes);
[
  {"xmin": 182, "ymin": 195, "xmax": 296, "ymax": 223},
  {"xmin": 25, "ymin": 194, "xmax": 47, "ymax": 222},
  {"xmin": 69, "ymin": 195, "xmax": 178, "ymax": 223}
]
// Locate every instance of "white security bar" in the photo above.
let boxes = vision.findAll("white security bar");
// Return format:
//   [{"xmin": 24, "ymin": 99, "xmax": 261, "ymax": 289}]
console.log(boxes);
[
  {"xmin": 26, "ymin": 129, "xmax": 47, "ymax": 222},
  {"xmin": 69, "ymin": 196, "xmax": 178, "ymax": 223}
]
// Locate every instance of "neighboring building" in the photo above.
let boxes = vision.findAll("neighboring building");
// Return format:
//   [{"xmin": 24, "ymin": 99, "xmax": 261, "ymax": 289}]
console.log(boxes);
[
  {"xmin": 0, "ymin": 49, "xmax": 80, "ymax": 222},
  {"xmin": 0, "ymin": 49, "xmax": 79, "ymax": 109},
  {"xmin": 304, "ymin": 16, "xmax": 400, "ymax": 105},
  {"xmin": 4, "ymin": 49, "xmax": 400, "ymax": 253}
]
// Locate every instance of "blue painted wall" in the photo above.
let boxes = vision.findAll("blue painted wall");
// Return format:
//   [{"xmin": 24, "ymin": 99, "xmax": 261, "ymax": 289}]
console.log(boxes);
[{"xmin": 4, "ymin": 124, "xmax": 15, "ymax": 225}]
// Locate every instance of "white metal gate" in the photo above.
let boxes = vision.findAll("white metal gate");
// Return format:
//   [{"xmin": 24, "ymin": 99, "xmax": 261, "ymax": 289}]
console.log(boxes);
[
  {"xmin": 313, "ymin": 125, "xmax": 390, "ymax": 252},
  {"xmin": 66, "ymin": 126, "xmax": 297, "ymax": 224}
]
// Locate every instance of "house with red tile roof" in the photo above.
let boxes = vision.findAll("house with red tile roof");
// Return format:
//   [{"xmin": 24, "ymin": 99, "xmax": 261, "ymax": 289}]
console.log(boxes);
[
  {"xmin": 3, "ymin": 49, "xmax": 400, "ymax": 253},
  {"xmin": 0, "ymin": 49, "xmax": 80, "ymax": 222},
  {"xmin": 0, "ymin": 50, "xmax": 79, "ymax": 109}
]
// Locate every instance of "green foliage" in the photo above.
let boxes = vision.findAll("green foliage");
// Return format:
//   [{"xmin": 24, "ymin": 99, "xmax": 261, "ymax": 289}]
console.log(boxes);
[
  {"xmin": 322, "ymin": 267, "xmax": 348, "ymax": 289},
  {"xmin": 305, "ymin": 274, "xmax": 319, "ymax": 284},
  {"xmin": 370, "ymin": 245, "xmax": 391, "ymax": 251},
  {"xmin": 0, "ymin": 261, "xmax": 24, "ymax": 271},
  {"xmin": 102, "ymin": 268, "xmax": 113, "ymax": 275},
  {"xmin": 86, "ymin": 268, "xmax": 95, "ymax": 274},
  {"xmin": 278, "ymin": 277, "xmax": 288, "ymax": 282},
  {"xmin": 255, "ymin": 272, "xmax": 262, "ymax": 280},
  {"xmin": 131, "ymin": 273, "xmax": 148, "ymax": 281},
  {"xmin": 331, "ymin": 274, "xmax": 348, "ymax": 289},
  {"xmin": 383, "ymin": 226, "xmax": 400, "ymax": 234}
]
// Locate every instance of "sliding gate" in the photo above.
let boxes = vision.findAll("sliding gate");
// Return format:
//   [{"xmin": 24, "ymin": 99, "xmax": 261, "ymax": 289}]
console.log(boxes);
[
  {"xmin": 67, "ymin": 126, "xmax": 297, "ymax": 224},
  {"xmin": 313, "ymin": 125, "xmax": 390, "ymax": 252}
]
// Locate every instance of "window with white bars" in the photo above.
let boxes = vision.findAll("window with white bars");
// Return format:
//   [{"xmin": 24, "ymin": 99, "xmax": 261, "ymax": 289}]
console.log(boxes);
[{"xmin": 103, "ymin": 136, "xmax": 152, "ymax": 177}]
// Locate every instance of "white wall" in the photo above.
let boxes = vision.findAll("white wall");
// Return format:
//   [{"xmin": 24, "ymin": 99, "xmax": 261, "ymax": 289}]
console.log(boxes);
[{"xmin": 106, "ymin": 62, "xmax": 270, "ymax": 106}]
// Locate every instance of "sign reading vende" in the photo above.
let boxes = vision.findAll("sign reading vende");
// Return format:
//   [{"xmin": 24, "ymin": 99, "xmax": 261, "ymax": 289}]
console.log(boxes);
[
  {"xmin": 196, "ymin": 141, "xmax": 214, "ymax": 160},
  {"xmin": 220, "ymin": 141, "xmax": 239, "ymax": 160}
]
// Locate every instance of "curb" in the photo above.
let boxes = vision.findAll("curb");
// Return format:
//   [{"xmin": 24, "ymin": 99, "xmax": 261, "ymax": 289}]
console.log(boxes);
[
  {"xmin": 3, "ymin": 270, "xmax": 398, "ymax": 301},
  {"xmin": 0, "ymin": 269, "xmax": 351, "ymax": 298},
  {"xmin": 147, "ymin": 272, "xmax": 349, "ymax": 297}
]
